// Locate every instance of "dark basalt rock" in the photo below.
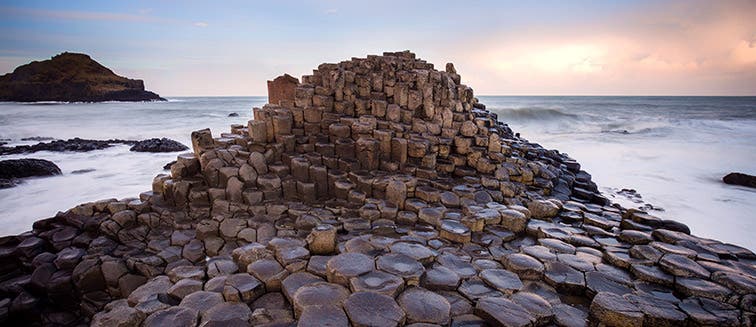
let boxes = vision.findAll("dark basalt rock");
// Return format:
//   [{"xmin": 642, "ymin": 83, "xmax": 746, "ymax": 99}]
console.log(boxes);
[
  {"xmin": 129, "ymin": 138, "xmax": 188, "ymax": 153},
  {"xmin": 0, "ymin": 138, "xmax": 136, "ymax": 155},
  {"xmin": 0, "ymin": 158, "xmax": 61, "ymax": 188},
  {"xmin": 723, "ymin": 172, "xmax": 756, "ymax": 188},
  {"xmin": 0, "ymin": 52, "xmax": 164, "ymax": 102},
  {"xmin": 228, "ymin": 112, "xmax": 239, "ymax": 117}
]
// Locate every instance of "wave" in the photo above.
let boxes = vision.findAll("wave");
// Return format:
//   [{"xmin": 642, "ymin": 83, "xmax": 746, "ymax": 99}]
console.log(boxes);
[{"xmin": 495, "ymin": 107, "xmax": 582, "ymax": 122}]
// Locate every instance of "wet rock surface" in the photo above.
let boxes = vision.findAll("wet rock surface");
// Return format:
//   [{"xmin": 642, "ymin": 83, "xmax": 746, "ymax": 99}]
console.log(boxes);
[
  {"xmin": 129, "ymin": 138, "xmax": 189, "ymax": 153},
  {"xmin": 0, "ymin": 51, "xmax": 754, "ymax": 326},
  {"xmin": 0, "ymin": 158, "xmax": 62, "ymax": 188}
]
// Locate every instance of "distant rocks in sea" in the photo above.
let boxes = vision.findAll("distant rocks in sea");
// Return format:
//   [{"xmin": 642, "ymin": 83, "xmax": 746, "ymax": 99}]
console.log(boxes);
[
  {"xmin": 0, "ymin": 52, "xmax": 165, "ymax": 102},
  {"xmin": 228, "ymin": 112, "xmax": 239, "ymax": 117},
  {"xmin": 0, "ymin": 158, "xmax": 61, "ymax": 188},
  {"xmin": 0, "ymin": 137, "xmax": 136, "ymax": 155},
  {"xmin": 723, "ymin": 172, "xmax": 756, "ymax": 189},
  {"xmin": 129, "ymin": 138, "xmax": 189, "ymax": 153},
  {"xmin": 0, "ymin": 137, "xmax": 187, "ymax": 154}
]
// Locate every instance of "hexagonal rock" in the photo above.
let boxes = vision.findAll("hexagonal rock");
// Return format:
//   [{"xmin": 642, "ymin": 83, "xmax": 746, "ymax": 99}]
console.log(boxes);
[
  {"xmin": 437, "ymin": 253, "xmax": 477, "ymax": 279},
  {"xmin": 344, "ymin": 291, "xmax": 406, "ymax": 327},
  {"xmin": 475, "ymin": 296, "xmax": 535, "ymax": 327},
  {"xmin": 167, "ymin": 278, "xmax": 203, "ymax": 300},
  {"xmin": 376, "ymin": 253, "xmax": 425, "ymax": 286},
  {"xmin": 658, "ymin": 254, "xmax": 710, "ymax": 279},
  {"xmin": 502, "ymin": 253, "xmax": 545, "ymax": 280},
  {"xmin": 543, "ymin": 261, "xmax": 585, "ymax": 294},
  {"xmin": 397, "ymin": 287, "xmax": 451, "ymax": 325},
  {"xmin": 297, "ymin": 304, "xmax": 349, "ymax": 327},
  {"xmin": 306, "ymin": 224, "xmax": 337, "ymax": 255},
  {"xmin": 179, "ymin": 291, "xmax": 224, "ymax": 313},
  {"xmin": 326, "ymin": 253, "xmax": 375, "ymax": 286},
  {"xmin": 499, "ymin": 209, "xmax": 529, "ymax": 234},
  {"xmin": 127, "ymin": 276, "xmax": 173, "ymax": 306},
  {"xmin": 388, "ymin": 242, "xmax": 436, "ymax": 264},
  {"xmin": 281, "ymin": 272, "xmax": 324, "ymax": 303},
  {"xmin": 553, "ymin": 303, "xmax": 588, "ymax": 327},
  {"xmin": 200, "ymin": 302, "xmax": 253, "ymax": 326},
  {"xmin": 679, "ymin": 297, "xmax": 741, "ymax": 326},
  {"xmin": 247, "ymin": 258, "xmax": 288, "ymax": 291},
  {"xmin": 292, "ymin": 281, "xmax": 351, "ymax": 317},
  {"xmin": 674, "ymin": 277, "xmax": 732, "ymax": 302},
  {"xmin": 91, "ymin": 301, "xmax": 146, "ymax": 327},
  {"xmin": 480, "ymin": 269, "xmax": 524, "ymax": 295},
  {"xmin": 624, "ymin": 293, "xmax": 687, "ymax": 326},
  {"xmin": 350, "ymin": 270, "xmax": 405, "ymax": 297},
  {"xmin": 589, "ymin": 292, "xmax": 643, "ymax": 327},
  {"xmin": 439, "ymin": 220, "xmax": 471, "ymax": 243},
  {"xmin": 142, "ymin": 307, "xmax": 198, "ymax": 327},
  {"xmin": 222, "ymin": 273, "xmax": 265, "ymax": 303},
  {"xmin": 510, "ymin": 292, "xmax": 554, "ymax": 325},
  {"xmin": 421, "ymin": 266, "xmax": 460, "ymax": 291},
  {"xmin": 167, "ymin": 265, "xmax": 205, "ymax": 283},
  {"xmin": 459, "ymin": 278, "xmax": 503, "ymax": 300}
]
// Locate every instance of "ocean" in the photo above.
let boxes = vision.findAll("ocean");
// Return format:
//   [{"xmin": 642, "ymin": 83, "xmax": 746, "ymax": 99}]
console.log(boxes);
[{"xmin": 1, "ymin": 96, "xmax": 754, "ymax": 250}]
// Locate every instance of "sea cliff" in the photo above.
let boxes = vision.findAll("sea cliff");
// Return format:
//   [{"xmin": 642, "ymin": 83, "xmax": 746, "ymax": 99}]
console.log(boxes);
[{"xmin": 0, "ymin": 51, "xmax": 752, "ymax": 326}]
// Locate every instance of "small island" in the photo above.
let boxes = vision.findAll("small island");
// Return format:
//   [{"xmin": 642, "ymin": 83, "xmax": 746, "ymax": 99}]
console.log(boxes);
[{"xmin": 0, "ymin": 52, "xmax": 165, "ymax": 102}]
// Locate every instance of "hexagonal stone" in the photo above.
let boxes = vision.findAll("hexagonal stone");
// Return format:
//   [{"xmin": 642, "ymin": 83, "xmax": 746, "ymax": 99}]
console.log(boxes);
[
  {"xmin": 247, "ymin": 258, "xmax": 288, "ymax": 291},
  {"xmin": 167, "ymin": 265, "xmax": 205, "ymax": 283},
  {"xmin": 629, "ymin": 264, "xmax": 674, "ymax": 287},
  {"xmin": 344, "ymin": 291, "xmax": 406, "ymax": 327},
  {"xmin": 659, "ymin": 254, "xmax": 710, "ymax": 278},
  {"xmin": 459, "ymin": 278, "xmax": 503, "ymax": 300},
  {"xmin": 679, "ymin": 297, "xmax": 740, "ymax": 325},
  {"xmin": 585, "ymin": 271, "xmax": 632, "ymax": 297},
  {"xmin": 127, "ymin": 276, "xmax": 173, "ymax": 306},
  {"xmin": 475, "ymin": 296, "xmax": 534, "ymax": 327},
  {"xmin": 439, "ymin": 290, "xmax": 474, "ymax": 316},
  {"xmin": 538, "ymin": 238, "xmax": 576, "ymax": 254},
  {"xmin": 589, "ymin": 292, "xmax": 643, "ymax": 327},
  {"xmin": 624, "ymin": 293, "xmax": 687, "ymax": 326},
  {"xmin": 618, "ymin": 230, "xmax": 652, "ymax": 245},
  {"xmin": 522, "ymin": 245, "xmax": 557, "ymax": 262},
  {"xmin": 543, "ymin": 261, "xmax": 585, "ymax": 294},
  {"xmin": 480, "ymin": 269, "xmax": 523, "ymax": 295},
  {"xmin": 206, "ymin": 258, "xmax": 238, "ymax": 278},
  {"xmin": 91, "ymin": 301, "xmax": 146, "ymax": 327},
  {"xmin": 499, "ymin": 209, "xmax": 528, "ymax": 233},
  {"xmin": 298, "ymin": 304, "xmax": 349, "ymax": 327},
  {"xmin": 422, "ymin": 266, "xmax": 460, "ymax": 291},
  {"xmin": 306, "ymin": 255, "xmax": 332, "ymax": 278},
  {"xmin": 439, "ymin": 220, "xmax": 471, "ymax": 243},
  {"xmin": 553, "ymin": 303, "xmax": 588, "ymax": 327},
  {"xmin": 292, "ymin": 281, "xmax": 350, "ymax": 317},
  {"xmin": 222, "ymin": 273, "xmax": 265, "ymax": 303},
  {"xmin": 675, "ymin": 277, "xmax": 732, "ymax": 302},
  {"xmin": 377, "ymin": 253, "xmax": 425, "ymax": 286},
  {"xmin": 350, "ymin": 270, "xmax": 405, "ymax": 297},
  {"xmin": 437, "ymin": 253, "xmax": 476, "ymax": 278},
  {"xmin": 179, "ymin": 291, "xmax": 224, "ymax": 313},
  {"xmin": 711, "ymin": 270, "xmax": 756, "ymax": 295},
  {"xmin": 200, "ymin": 302, "xmax": 252, "ymax": 326},
  {"xmin": 503, "ymin": 253, "xmax": 544, "ymax": 280},
  {"xmin": 281, "ymin": 272, "xmax": 324, "ymax": 303},
  {"xmin": 398, "ymin": 287, "xmax": 451, "ymax": 325},
  {"xmin": 167, "ymin": 278, "xmax": 203, "ymax": 299},
  {"xmin": 510, "ymin": 292, "xmax": 553, "ymax": 325},
  {"xmin": 389, "ymin": 242, "xmax": 436, "ymax": 264},
  {"xmin": 451, "ymin": 314, "xmax": 486, "ymax": 327},
  {"xmin": 326, "ymin": 253, "xmax": 375, "ymax": 286},
  {"xmin": 143, "ymin": 307, "xmax": 198, "ymax": 327}
]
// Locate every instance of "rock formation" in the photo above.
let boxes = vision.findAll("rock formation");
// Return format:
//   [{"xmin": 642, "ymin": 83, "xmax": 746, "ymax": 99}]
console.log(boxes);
[
  {"xmin": 0, "ymin": 52, "xmax": 164, "ymax": 102},
  {"xmin": 0, "ymin": 158, "xmax": 61, "ymax": 188},
  {"xmin": 0, "ymin": 51, "xmax": 754, "ymax": 326},
  {"xmin": 723, "ymin": 172, "xmax": 756, "ymax": 189}
]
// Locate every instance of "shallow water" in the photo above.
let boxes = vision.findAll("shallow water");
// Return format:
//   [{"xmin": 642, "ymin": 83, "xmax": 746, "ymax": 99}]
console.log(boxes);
[{"xmin": 0, "ymin": 96, "xmax": 754, "ymax": 250}]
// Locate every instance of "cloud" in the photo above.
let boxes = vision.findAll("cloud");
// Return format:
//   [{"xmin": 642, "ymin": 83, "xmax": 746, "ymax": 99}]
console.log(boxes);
[
  {"xmin": 324, "ymin": 8, "xmax": 338, "ymax": 15},
  {"xmin": 193, "ymin": 22, "xmax": 208, "ymax": 28}
]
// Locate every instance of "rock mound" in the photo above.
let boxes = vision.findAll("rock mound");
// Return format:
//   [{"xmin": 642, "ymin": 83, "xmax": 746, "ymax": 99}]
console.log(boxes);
[
  {"xmin": 129, "ymin": 138, "xmax": 188, "ymax": 153},
  {"xmin": 0, "ymin": 158, "xmax": 61, "ymax": 188},
  {"xmin": 0, "ymin": 52, "xmax": 164, "ymax": 102},
  {"xmin": 0, "ymin": 51, "xmax": 753, "ymax": 326},
  {"xmin": 723, "ymin": 172, "xmax": 756, "ymax": 189}
]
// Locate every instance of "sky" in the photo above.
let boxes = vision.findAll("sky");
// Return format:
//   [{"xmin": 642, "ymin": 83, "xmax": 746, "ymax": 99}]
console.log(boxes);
[{"xmin": 0, "ymin": 0, "xmax": 755, "ymax": 96}]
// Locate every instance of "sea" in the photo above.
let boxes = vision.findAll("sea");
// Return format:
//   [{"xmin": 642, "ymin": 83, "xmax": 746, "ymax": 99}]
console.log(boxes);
[{"xmin": 1, "ymin": 96, "xmax": 754, "ymax": 250}]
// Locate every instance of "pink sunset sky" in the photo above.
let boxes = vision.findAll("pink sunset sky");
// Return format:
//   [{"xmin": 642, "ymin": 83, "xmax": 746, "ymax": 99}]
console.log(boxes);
[{"xmin": 1, "ymin": 0, "xmax": 755, "ymax": 96}]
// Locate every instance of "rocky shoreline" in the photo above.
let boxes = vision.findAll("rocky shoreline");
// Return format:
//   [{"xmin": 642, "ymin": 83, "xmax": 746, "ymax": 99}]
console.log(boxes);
[{"xmin": 0, "ymin": 51, "xmax": 753, "ymax": 326}]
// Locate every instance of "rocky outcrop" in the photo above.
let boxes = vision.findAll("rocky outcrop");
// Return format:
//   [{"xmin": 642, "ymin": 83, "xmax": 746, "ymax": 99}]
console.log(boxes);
[
  {"xmin": 0, "ymin": 51, "xmax": 754, "ymax": 326},
  {"xmin": 723, "ymin": 172, "xmax": 756, "ymax": 189},
  {"xmin": 129, "ymin": 138, "xmax": 188, "ymax": 153},
  {"xmin": 0, "ymin": 158, "xmax": 61, "ymax": 188},
  {"xmin": 0, "ymin": 137, "xmax": 186, "ymax": 155},
  {"xmin": 0, "ymin": 52, "xmax": 164, "ymax": 102}
]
